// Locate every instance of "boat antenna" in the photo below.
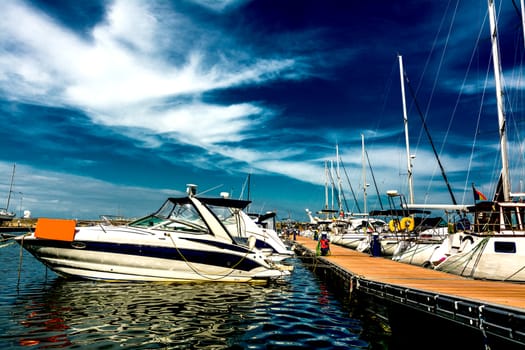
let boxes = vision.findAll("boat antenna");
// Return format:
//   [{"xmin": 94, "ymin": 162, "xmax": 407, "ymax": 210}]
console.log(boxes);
[{"xmin": 194, "ymin": 184, "xmax": 224, "ymax": 197}]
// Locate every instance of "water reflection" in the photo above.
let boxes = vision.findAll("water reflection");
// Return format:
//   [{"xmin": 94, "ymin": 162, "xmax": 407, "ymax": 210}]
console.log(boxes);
[{"xmin": 1, "ymin": 244, "xmax": 375, "ymax": 349}]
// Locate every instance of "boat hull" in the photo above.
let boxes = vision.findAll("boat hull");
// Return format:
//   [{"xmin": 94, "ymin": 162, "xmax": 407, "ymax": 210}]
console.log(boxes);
[
  {"xmin": 392, "ymin": 240, "xmax": 444, "ymax": 267},
  {"xmin": 435, "ymin": 235, "xmax": 525, "ymax": 282},
  {"xmin": 16, "ymin": 235, "xmax": 289, "ymax": 283},
  {"xmin": 339, "ymin": 235, "xmax": 366, "ymax": 250}
]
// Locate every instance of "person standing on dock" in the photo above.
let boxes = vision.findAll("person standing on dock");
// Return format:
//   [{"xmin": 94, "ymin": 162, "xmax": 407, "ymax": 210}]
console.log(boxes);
[{"xmin": 318, "ymin": 233, "xmax": 330, "ymax": 256}]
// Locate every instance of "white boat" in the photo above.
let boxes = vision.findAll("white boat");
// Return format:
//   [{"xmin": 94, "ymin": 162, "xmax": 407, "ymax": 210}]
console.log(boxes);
[
  {"xmin": 234, "ymin": 174, "xmax": 293, "ymax": 260},
  {"xmin": 14, "ymin": 185, "xmax": 292, "ymax": 283},
  {"xmin": 338, "ymin": 217, "xmax": 387, "ymax": 250},
  {"xmin": 367, "ymin": 203, "xmax": 446, "ymax": 257},
  {"xmin": 391, "ymin": 226, "xmax": 449, "ymax": 267},
  {"xmin": 434, "ymin": 201, "xmax": 525, "ymax": 282},
  {"xmin": 229, "ymin": 208, "xmax": 294, "ymax": 262},
  {"xmin": 0, "ymin": 208, "xmax": 15, "ymax": 221},
  {"xmin": 434, "ymin": 1, "xmax": 525, "ymax": 282}
]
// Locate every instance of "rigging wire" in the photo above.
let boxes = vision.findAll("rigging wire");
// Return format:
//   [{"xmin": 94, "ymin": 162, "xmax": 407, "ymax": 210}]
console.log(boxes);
[
  {"xmin": 425, "ymin": 0, "xmax": 461, "ymax": 197},
  {"xmin": 410, "ymin": 0, "xmax": 457, "ymax": 154},
  {"xmin": 365, "ymin": 150, "xmax": 384, "ymax": 210},
  {"xmin": 447, "ymin": 9, "xmax": 491, "ymax": 203},
  {"xmin": 403, "ymin": 72, "xmax": 458, "ymax": 205},
  {"xmin": 389, "ymin": 1, "xmax": 458, "ymax": 204},
  {"xmin": 463, "ymin": 60, "xmax": 491, "ymax": 204},
  {"xmin": 339, "ymin": 159, "xmax": 361, "ymax": 213},
  {"xmin": 508, "ymin": 0, "xmax": 525, "ymax": 189},
  {"xmin": 327, "ymin": 162, "xmax": 349, "ymax": 214}
]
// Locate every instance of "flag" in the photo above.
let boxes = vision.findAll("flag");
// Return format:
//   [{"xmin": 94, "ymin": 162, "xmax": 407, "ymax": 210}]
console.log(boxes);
[{"xmin": 472, "ymin": 184, "xmax": 487, "ymax": 201}]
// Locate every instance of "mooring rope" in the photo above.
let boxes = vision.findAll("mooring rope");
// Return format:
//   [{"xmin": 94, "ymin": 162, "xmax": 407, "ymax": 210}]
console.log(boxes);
[
  {"xmin": 17, "ymin": 235, "xmax": 24, "ymax": 289},
  {"xmin": 165, "ymin": 232, "xmax": 263, "ymax": 281},
  {"xmin": 438, "ymin": 237, "xmax": 488, "ymax": 277},
  {"xmin": 503, "ymin": 263, "xmax": 525, "ymax": 281}
]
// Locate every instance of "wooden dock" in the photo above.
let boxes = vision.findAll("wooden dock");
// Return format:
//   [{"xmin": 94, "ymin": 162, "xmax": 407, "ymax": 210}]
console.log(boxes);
[{"xmin": 292, "ymin": 235, "xmax": 525, "ymax": 348}]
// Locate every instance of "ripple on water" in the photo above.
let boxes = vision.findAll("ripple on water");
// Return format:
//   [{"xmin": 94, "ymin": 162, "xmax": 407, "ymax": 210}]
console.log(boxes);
[{"xmin": 0, "ymin": 244, "xmax": 382, "ymax": 349}]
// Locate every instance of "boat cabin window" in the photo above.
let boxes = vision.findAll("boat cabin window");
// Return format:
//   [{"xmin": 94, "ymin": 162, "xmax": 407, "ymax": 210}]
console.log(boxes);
[
  {"xmin": 501, "ymin": 207, "xmax": 523, "ymax": 231},
  {"xmin": 131, "ymin": 216, "xmax": 164, "ymax": 227},
  {"xmin": 494, "ymin": 241, "xmax": 516, "ymax": 254},
  {"xmin": 207, "ymin": 205, "xmax": 246, "ymax": 238},
  {"xmin": 474, "ymin": 210, "xmax": 500, "ymax": 233}
]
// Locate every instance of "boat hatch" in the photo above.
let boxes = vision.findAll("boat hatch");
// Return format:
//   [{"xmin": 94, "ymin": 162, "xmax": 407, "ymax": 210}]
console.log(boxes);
[{"xmin": 34, "ymin": 218, "xmax": 77, "ymax": 242}]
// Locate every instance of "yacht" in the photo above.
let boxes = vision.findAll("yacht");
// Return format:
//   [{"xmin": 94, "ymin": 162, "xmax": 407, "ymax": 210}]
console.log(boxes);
[{"xmin": 14, "ymin": 185, "xmax": 292, "ymax": 283}]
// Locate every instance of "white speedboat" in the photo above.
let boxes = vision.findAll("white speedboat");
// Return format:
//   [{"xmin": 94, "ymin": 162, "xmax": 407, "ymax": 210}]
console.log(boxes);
[{"xmin": 14, "ymin": 185, "xmax": 291, "ymax": 283}]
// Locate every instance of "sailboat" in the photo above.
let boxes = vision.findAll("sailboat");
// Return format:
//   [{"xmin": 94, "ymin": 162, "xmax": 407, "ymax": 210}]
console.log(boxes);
[
  {"xmin": 375, "ymin": 55, "xmax": 454, "ymax": 260},
  {"xmin": 434, "ymin": 0, "xmax": 525, "ymax": 282},
  {"xmin": 0, "ymin": 164, "xmax": 16, "ymax": 222},
  {"xmin": 337, "ymin": 136, "xmax": 388, "ymax": 251}
]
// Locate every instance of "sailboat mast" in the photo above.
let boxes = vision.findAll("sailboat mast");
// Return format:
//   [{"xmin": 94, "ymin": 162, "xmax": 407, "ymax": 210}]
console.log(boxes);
[
  {"xmin": 336, "ymin": 144, "xmax": 343, "ymax": 213},
  {"xmin": 246, "ymin": 172, "xmax": 251, "ymax": 212},
  {"xmin": 5, "ymin": 163, "xmax": 15, "ymax": 210},
  {"xmin": 488, "ymin": 0, "xmax": 511, "ymax": 201},
  {"xmin": 362, "ymin": 134, "xmax": 367, "ymax": 213},
  {"xmin": 324, "ymin": 160, "xmax": 329, "ymax": 211},
  {"xmin": 330, "ymin": 160, "xmax": 335, "ymax": 210},
  {"xmin": 398, "ymin": 54, "xmax": 414, "ymax": 204}
]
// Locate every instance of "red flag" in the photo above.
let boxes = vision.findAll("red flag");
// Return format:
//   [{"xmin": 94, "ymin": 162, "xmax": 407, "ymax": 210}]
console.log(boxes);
[{"xmin": 472, "ymin": 184, "xmax": 487, "ymax": 201}]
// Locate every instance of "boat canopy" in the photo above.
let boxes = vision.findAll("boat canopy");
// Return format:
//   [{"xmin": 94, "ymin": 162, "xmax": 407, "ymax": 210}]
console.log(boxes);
[{"xmin": 162, "ymin": 196, "xmax": 251, "ymax": 210}]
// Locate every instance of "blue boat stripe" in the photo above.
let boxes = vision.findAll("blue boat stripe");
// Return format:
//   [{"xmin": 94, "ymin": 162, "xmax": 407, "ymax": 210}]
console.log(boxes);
[{"xmin": 24, "ymin": 239, "xmax": 263, "ymax": 272}]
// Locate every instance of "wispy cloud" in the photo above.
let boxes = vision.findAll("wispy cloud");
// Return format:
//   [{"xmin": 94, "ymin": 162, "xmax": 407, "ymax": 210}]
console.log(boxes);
[
  {"xmin": 0, "ymin": 0, "xmax": 299, "ymax": 159},
  {"xmin": 0, "ymin": 162, "xmax": 184, "ymax": 219}
]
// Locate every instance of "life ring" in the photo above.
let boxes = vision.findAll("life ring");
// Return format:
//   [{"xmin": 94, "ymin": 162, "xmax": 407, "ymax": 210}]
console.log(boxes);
[
  {"xmin": 388, "ymin": 219, "xmax": 401, "ymax": 232},
  {"xmin": 400, "ymin": 217, "xmax": 415, "ymax": 231}
]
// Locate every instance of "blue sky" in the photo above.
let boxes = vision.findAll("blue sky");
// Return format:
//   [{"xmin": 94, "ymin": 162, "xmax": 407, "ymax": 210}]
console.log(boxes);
[{"xmin": 0, "ymin": 0, "xmax": 524, "ymax": 221}]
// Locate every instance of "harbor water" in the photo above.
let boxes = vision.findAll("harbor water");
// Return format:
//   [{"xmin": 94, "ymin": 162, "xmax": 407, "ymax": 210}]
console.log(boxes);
[{"xmin": 0, "ymin": 239, "xmax": 391, "ymax": 349}]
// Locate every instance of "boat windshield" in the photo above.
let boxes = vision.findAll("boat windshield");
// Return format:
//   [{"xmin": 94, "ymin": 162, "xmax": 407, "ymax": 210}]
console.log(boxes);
[
  {"xmin": 207, "ymin": 205, "xmax": 237, "ymax": 226},
  {"xmin": 130, "ymin": 199, "xmax": 208, "ymax": 233}
]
